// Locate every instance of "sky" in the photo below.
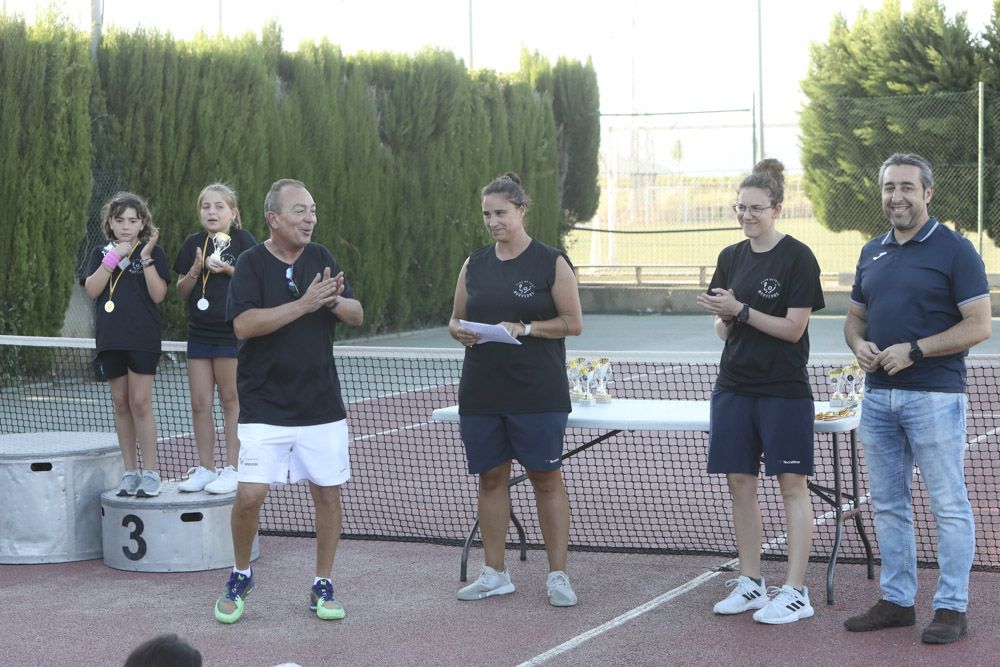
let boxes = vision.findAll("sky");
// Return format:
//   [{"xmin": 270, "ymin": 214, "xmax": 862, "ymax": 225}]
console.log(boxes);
[{"xmin": 4, "ymin": 0, "xmax": 995, "ymax": 171}]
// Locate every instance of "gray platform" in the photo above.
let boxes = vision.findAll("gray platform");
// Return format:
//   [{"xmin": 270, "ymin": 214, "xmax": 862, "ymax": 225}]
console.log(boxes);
[
  {"xmin": 0, "ymin": 432, "xmax": 122, "ymax": 563},
  {"xmin": 101, "ymin": 481, "xmax": 259, "ymax": 572}
]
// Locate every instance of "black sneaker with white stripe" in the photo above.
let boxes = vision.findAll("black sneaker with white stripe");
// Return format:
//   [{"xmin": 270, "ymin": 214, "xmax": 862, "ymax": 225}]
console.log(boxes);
[
  {"xmin": 713, "ymin": 576, "xmax": 768, "ymax": 614},
  {"xmin": 752, "ymin": 585, "xmax": 815, "ymax": 624}
]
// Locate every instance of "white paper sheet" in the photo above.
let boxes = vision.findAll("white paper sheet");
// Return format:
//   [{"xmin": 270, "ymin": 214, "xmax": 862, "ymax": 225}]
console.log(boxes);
[{"xmin": 459, "ymin": 319, "xmax": 522, "ymax": 345}]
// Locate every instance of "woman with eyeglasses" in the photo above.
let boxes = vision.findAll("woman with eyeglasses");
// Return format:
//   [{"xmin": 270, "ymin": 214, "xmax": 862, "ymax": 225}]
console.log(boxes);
[
  {"xmin": 173, "ymin": 184, "xmax": 257, "ymax": 494},
  {"xmin": 695, "ymin": 158, "xmax": 825, "ymax": 625}
]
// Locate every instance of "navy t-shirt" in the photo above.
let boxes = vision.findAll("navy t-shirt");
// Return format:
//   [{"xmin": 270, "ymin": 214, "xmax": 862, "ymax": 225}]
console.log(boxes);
[
  {"xmin": 227, "ymin": 242, "xmax": 355, "ymax": 426},
  {"xmin": 708, "ymin": 235, "xmax": 825, "ymax": 398},
  {"xmin": 458, "ymin": 240, "xmax": 572, "ymax": 415},
  {"xmin": 173, "ymin": 228, "xmax": 257, "ymax": 345},
  {"xmin": 850, "ymin": 218, "xmax": 989, "ymax": 392},
  {"xmin": 87, "ymin": 242, "xmax": 170, "ymax": 354}
]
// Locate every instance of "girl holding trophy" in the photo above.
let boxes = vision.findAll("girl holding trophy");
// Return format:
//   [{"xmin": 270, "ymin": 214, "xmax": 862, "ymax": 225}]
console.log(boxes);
[
  {"xmin": 173, "ymin": 184, "xmax": 257, "ymax": 494},
  {"xmin": 84, "ymin": 192, "xmax": 170, "ymax": 497}
]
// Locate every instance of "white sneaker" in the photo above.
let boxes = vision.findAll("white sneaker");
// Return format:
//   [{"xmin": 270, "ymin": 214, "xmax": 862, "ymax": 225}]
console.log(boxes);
[
  {"xmin": 546, "ymin": 570, "xmax": 577, "ymax": 607},
  {"xmin": 135, "ymin": 470, "xmax": 161, "ymax": 498},
  {"xmin": 205, "ymin": 465, "xmax": 238, "ymax": 494},
  {"xmin": 752, "ymin": 585, "xmax": 814, "ymax": 624},
  {"xmin": 457, "ymin": 566, "xmax": 515, "ymax": 601},
  {"xmin": 178, "ymin": 466, "xmax": 217, "ymax": 492},
  {"xmin": 116, "ymin": 470, "xmax": 142, "ymax": 497},
  {"xmin": 713, "ymin": 576, "xmax": 768, "ymax": 614}
]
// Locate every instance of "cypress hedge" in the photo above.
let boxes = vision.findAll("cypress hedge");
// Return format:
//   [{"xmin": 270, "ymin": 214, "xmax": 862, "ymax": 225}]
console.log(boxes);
[{"xmin": 1, "ymin": 17, "xmax": 599, "ymax": 337}]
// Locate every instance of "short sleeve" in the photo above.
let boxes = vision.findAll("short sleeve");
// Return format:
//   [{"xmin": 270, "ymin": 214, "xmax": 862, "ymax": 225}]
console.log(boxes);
[
  {"xmin": 173, "ymin": 234, "xmax": 198, "ymax": 276},
  {"xmin": 951, "ymin": 238, "xmax": 989, "ymax": 306},
  {"xmin": 849, "ymin": 248, "xmax": 867, "ymax": 307},
  {"xmin": 786, "ymin": 244, "xmax": 824, "ymax": 311},
  {"xmin": 708, "ymin": 246, "xmax": 732, "ymax": 294},
  {"xmin": 226, "ymin": 251, "xmax": 262, "ymax": 323}
]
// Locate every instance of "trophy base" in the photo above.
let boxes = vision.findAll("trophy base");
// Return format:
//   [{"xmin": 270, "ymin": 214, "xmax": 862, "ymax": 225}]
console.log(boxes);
[
  {"xmin": 578, "ymin": 396, "xmax": 595, "ymax": 407},
  {"xmin": 830, "ymin": 397, "xmax": 846, "ymax": 408},
  {"xmin": 596, "ymin": 393, "xmax": 612, "ymax": 404}
]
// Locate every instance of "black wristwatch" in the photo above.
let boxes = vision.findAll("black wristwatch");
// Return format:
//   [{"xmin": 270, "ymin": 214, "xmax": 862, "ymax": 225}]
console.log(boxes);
[
  {"xmin": 909, "ymin": 341, "xmax": 924, "ymax": 363},
  {"xmin": 736, "ymin": 303, "xmax": 750, "ymax": 324}
]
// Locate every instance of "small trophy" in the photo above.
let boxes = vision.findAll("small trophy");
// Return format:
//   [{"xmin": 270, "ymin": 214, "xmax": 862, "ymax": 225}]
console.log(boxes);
[
  {"xmin": 827, "ymin": 368, "xmax": 845, "ymax": 407},
  {"xmin": 566, "ymin": 360, "xmax": 581, "ymax": 403},
  {"xmin": 208, "ymin": 231, "xmax": 231, "ymax": 269},
  {"xmin": 844, "ymin": 361, "xmax": 863, "ymax": 407},
  {"xmin": 594, "ymin": 358, "xmax": 612, "ymax": 404},
  {"xmin": 579, "ymin": 362, "xmax": 597, "ymax": 406}
]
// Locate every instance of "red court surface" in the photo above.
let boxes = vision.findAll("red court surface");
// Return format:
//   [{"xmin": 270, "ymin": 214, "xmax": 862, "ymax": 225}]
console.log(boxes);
[{"xmin": 2, "ymin": 536, "xmax": 997, "ymax": 666}]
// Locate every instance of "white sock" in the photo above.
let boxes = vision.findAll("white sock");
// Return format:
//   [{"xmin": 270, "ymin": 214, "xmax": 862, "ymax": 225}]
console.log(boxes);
[
  {"xmin": 233, "ymin": 567, "xmax": 252, "ymax": 577},
  {"xmin": 314, "ymin": 576, "xmax": 331, "ymax": 586}
]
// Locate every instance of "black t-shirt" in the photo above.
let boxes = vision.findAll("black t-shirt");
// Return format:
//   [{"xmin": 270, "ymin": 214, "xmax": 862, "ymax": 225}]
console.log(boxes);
[
  {"xmin": 708, "ymin": 235, "xmax": 825, "ymax": 398},
  {"xmin": 227, "ymin": 242, "xmax": 355, "ymax": 426},
  {"xmin": 87, "ymin": 243, "xmax": 170, "ymax": 354},
  {"xmin": 173, "ymin": 228, "xmax": 257, "ymax": 345},
  {"xmin": 458, "ymin": 239, "xmax": 572, "ymax": 415}
]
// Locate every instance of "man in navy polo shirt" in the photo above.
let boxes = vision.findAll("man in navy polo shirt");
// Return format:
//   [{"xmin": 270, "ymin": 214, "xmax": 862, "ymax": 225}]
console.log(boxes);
[{"xmin": 843, "ymin": 153, "xmax": 991, "ymax": 644}]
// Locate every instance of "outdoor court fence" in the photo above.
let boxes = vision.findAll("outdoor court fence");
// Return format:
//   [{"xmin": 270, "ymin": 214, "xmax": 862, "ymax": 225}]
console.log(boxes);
[{"xmin": 1, "ymin": 336, "xmax": 997, "ymax": 572}]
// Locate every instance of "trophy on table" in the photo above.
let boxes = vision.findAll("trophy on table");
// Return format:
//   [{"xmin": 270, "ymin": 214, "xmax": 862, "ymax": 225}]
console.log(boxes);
[
  {"xmin": 594, "ymin": 358, "xmax": 612, "ymax": 404},
  {"xmin": 843, "ymin": 361, "xmax": 863, "ymax": 407},
  {"xmin": 566, "ymin": 360, "xmax": 583, "ymax": 403},
  {"xmin": 578, "ymin": 362, "xmax": 597, "ymax": 406},
  {"xmin": 827, "ymin": 367, "xmax": 846, "ymax": 407},
  {"xmin": 207, "ymin": 231, "xmax": 231, "ymax": 270}
]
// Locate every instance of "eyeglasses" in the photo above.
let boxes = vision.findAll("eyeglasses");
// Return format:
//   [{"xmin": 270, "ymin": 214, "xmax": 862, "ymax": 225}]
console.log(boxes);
[
  {"xmin": 285, "ymin": 266, "xmax": 300, "ymax": 298},
  {"xmin": 732, "ymin": 204, "xmax": 774, "ymax": 217}
]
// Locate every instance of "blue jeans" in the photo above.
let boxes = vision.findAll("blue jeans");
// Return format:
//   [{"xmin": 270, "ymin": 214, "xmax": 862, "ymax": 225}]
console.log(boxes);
[{"xmin": 859, "ymin": 389, "xmax": 974, "ymax": 611}]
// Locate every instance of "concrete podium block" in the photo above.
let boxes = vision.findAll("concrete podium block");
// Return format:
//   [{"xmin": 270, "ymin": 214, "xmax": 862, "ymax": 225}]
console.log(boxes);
[
  {"xmin": 0, "ymin": 432, "xmax": 122, "ymax": 564},
  {"xmin": 101, "ymin": 481, "xmax": 259, "ymax": 572}
]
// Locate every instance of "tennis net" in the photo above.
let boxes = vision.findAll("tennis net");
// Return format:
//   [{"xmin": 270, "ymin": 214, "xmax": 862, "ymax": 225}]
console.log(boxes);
[{"xmin": 1, "ymin": 335, "xmax": 997, "ymax": 570}]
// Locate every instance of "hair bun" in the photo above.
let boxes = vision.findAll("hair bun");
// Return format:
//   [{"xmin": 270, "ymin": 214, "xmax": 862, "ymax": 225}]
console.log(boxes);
[
  {"xmin": 503, "ymin": 172, "xmax": 522, "ymax": 186},
  {"xmin": 752, "ymin": 158, "xmax": 784, "ymax": 182}
]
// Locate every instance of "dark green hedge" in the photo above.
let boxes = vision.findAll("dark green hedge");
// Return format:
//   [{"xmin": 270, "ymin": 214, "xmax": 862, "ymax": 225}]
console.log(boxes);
[{"xmin": 1, "ymin": 18, "xmax": 599, "ymax": 337}]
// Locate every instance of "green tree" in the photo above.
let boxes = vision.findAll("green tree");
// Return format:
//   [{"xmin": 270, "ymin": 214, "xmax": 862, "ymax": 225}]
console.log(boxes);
[
  {"xmin": 0, "ymin": 15, "xmax": 92, "ymax": 335},
  {"xmin": 800, "ymin": 0, "xmax": 991, "ymax": 240},
  {"xmin": 521, "ymin": 51, "xmax": 600, "ymax": 230}
]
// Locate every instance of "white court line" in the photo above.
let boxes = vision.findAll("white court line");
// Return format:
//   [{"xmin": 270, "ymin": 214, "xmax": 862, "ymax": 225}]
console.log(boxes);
[
  {"xmin": 516, "ymin": 557, "xmax": 739, "ymax": 667},
  {"xmin": 519, "ymin": 470, "xmax": 874, "ymax": 666}
]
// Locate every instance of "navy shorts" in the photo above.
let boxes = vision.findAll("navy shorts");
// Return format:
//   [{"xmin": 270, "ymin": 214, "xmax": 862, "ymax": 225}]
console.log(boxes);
[
  {"xmin": 459, "ymin": 412, "xmax": 569, "ymax": 474},
  {"xmin": 707, "ymin": 389, "xmax": 814, "ymax": 476},
  {"xmin": 93, "ymin": 350, "xmax": 160, "ymax": 380},
  {"xmin": 187, "ymin": 340, "xmax": 238, "ymax": 359}
]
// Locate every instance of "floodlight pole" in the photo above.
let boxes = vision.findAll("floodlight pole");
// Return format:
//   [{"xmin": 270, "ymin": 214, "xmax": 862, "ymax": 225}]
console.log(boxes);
[{"xmin": 756, "ymin": 0, "xmax": 764, "ymax": 161}]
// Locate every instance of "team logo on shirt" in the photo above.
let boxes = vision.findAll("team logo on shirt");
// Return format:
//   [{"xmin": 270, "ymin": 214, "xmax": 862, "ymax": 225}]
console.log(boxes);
[
  {"xmin": 128, "ymin": 259, "xmax": 145, "ymax": 274},
  {"xmin": 513, "ymin": 280, "xmax": 536, "ymax": 299},
  {"xmin": 758, "ymin": 278, "xmax": 781, "ymax": 300}
]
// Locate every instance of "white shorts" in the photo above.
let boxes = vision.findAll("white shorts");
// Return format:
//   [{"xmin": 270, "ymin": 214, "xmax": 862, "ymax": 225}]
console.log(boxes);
[{"xmin": 237, "ymin": 420, "xmax": 350, "ymax": 486}]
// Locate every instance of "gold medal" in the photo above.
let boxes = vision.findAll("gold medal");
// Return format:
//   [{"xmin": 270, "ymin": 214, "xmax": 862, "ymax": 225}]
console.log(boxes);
[
  {"xmin": 197, "ymin": 298, "xmax": 210, "ymax": 311},
  {"xmin": 104, "ymin": 301, "xmax": 115, "ymax": 313}
]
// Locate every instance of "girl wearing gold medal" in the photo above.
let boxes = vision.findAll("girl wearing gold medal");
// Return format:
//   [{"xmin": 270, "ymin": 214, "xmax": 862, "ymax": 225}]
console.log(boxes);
[
  {"xmin": 173, "ymin": 184, "xmax": 256, "ymax": 494},
  {"xmin": 85, "ymin": 192, "xmax": 169, "ymax": 497}
]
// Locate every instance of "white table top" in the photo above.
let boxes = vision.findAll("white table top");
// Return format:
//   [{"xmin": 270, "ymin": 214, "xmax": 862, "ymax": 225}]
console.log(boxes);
[{"xmin": 431, "ymin": 399, "xmax": 859, "ymax": 434}]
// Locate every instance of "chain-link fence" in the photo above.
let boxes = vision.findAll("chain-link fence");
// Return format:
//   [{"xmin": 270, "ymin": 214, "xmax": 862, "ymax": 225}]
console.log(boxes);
[{"xmin": 568, "ymin": 87, "xmax": 1000, "ymax": 289}]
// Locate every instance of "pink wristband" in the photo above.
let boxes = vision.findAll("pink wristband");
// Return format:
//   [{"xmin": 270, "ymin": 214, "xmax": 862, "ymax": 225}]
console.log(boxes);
[{"xmin": 102, "ymin": 251, "xmax": 121, "ymax": 271}]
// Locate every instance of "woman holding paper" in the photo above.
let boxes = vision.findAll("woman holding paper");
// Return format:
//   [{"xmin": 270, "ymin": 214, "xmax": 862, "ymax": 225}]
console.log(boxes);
[{"xmin": 448, "ymin": 172, "xmax": 583, "ymax": 607}]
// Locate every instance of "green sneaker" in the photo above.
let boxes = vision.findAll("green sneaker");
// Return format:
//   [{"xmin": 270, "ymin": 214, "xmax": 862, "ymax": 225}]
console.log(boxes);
[
  {"xmin": 309, "ymin": 579, "xmax": 345, "ymax": 620},
  {"xmin": 215, "ymin": 571, "xmax": 254, "ymax": 624}
]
